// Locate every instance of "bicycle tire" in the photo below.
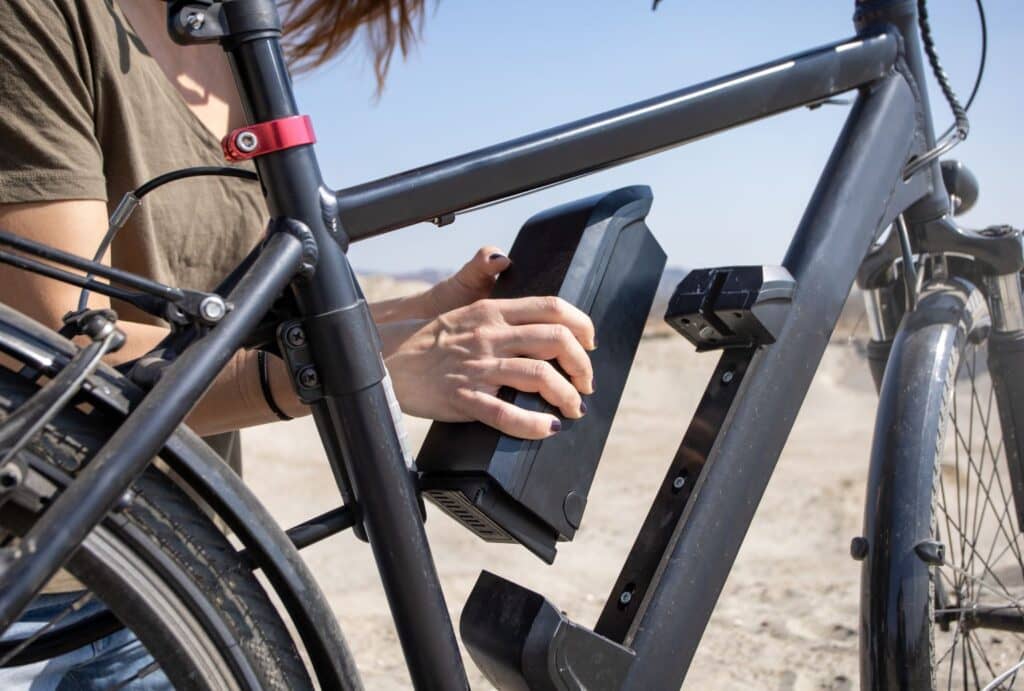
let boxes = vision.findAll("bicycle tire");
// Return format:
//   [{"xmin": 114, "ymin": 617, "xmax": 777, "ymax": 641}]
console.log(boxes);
[
  {"xmin": 860, "ymin": 278, "xmax": 1024, "ymax": 688},
  {"xmin": 0, "ymin": 358, "xmax": 316, "ymax": 690}
]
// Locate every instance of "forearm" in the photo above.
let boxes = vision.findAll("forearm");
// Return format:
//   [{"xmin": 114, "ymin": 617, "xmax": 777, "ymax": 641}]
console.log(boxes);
[
  {"xmin": 187, "ymin": 347, "xmax": 304, "ymax": 436},
  {"xmin": 368, "ymin": 293, "xmax": 433, "ymax": 323},
  {"xmin": 103, "ymin": 320, "xmax": 306, "ymax": 437}
]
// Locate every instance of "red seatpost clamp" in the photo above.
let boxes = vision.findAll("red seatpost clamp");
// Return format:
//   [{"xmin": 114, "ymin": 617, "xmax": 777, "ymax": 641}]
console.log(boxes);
[{"xmin": 221, "ymin": 115, "xmax": 316, "ymax": 162}]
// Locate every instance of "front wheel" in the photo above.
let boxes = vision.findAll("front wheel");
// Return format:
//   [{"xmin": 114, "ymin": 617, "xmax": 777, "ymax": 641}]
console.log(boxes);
[{"xmin": 860, "ymin": 279, "xmax": 1024, "ymax": 689}]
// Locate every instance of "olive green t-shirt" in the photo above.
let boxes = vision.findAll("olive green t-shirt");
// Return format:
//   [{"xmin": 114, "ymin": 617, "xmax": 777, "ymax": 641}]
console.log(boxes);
[
  {"xmin": 0, "ymin": 0, "xmax": 268, "ymax": 475},
  {"xmin": 0, "ymin": 0, "xmax": 268, "ymax": 323}
]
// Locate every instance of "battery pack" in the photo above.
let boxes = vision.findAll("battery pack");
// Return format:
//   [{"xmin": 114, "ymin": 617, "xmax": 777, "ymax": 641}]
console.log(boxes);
[{"xmin": 416, "ymin": 186, "xmax": 666, "ymax": 562}]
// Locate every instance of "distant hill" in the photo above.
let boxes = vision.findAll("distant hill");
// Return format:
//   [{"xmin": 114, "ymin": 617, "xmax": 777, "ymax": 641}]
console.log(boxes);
[{"xmin": 359, "ymin": 266, "xmax": 867, "ymax": 343}]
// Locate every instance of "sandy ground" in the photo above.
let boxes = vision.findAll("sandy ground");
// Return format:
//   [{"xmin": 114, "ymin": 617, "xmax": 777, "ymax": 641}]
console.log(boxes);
[{"xmin": 241, "ymin": 327, "xmax": 879, "ymax": 690}]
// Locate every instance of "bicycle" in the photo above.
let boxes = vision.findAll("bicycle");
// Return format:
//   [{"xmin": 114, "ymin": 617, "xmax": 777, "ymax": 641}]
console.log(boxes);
[{"xmin": 0, "ymin": 0, "xmax": 1020, "ymax": 687}]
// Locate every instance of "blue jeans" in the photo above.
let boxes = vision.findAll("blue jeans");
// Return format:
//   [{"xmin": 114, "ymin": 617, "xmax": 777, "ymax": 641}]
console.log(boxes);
[{"xmin": 0, "ymin": 593, "xmax": 169, "ymax": 690}]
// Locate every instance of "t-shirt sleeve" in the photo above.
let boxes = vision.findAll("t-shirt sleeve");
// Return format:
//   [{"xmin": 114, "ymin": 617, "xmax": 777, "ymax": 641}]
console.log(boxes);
[{"xmin": 0, "ymin": 0, "xmax": 106, "ymax": 203}]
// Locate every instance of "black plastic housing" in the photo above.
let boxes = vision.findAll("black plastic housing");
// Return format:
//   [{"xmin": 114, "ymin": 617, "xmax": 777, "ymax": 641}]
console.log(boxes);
[
  {"xmin": 664, "ymin": 265, "xmax": 795, "ymax": 351},
  {"xmin": 416, "ymin": 186, "xmax": 666, "ymax": 562},
  {"xmin": 461, "ymin": 571, "xmax": 634, "ymax": 690}
]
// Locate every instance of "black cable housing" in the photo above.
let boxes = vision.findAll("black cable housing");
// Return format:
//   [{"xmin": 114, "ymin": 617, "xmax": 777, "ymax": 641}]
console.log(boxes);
[
  {"xmin": 917, "ymin": 0, "xmax": 983, "ymax": 142},
  {"xmin": 77, "ymin": 166, "xmax": 259, "ymax": 312},
  {"xmin": 917, "ymin": 0, "xmax": 969, "ymax": 139},
  {"xmin": 133, "ymin": 166, "xmax": 258, "ymax": 197}
]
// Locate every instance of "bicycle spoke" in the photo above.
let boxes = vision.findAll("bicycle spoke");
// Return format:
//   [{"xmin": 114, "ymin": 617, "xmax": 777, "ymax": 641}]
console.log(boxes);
[
  {"xmin": 942, "ymin": 607, "xmax": 966, "ymax": 690},
  {"xmin": 109, "ymin": 659, "xmax": 162, "ymax": 691},
  {"xmin": 954, "ymin": 389, "xmax": 970, "ymax": 595},
  {"xmin": 968, "ymin": 628, "xmax": 999, "ymax": 683},
  {"xmin": 0, "ymin": 591, "xmax": 94, "ymax": 667},
  {"xmin": 940, "ymin": 512, "xmax": 1023, "ymax": 612},
  {"xmin": 982, "ymin": 658, "xmax": 1024, "ymax": 691},
  {"xmin": 931, "ymin": 340, "xmax": 1024, "ymax": 690}
]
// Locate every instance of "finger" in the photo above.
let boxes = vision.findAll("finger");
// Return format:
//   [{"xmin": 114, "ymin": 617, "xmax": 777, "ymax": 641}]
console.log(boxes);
[
  {"xmin": 488, "ymin": 358, "xmax": 586, "ymax": 418},
  {"xmin": 456, "ymin": 388, "xmax": 561, "ymax": 440},
  {"xmin": 495, "ymin": 324, "xmax": 594, "ymax": 394},
  {"xmin": 494, "ymin": 296, "xmax": 596, "ymax": 351},
  {"xmin": 454, "ymin": 246, "xmax": 510, "ymax": 294}
]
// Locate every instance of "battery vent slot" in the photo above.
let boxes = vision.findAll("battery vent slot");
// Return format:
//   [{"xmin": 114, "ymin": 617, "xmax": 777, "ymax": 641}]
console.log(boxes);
[{"xmin": 424, "ymin": 490, "xmax": 513, "ymax": 542}]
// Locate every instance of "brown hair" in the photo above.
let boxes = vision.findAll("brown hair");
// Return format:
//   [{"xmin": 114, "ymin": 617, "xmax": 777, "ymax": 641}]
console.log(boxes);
[{"xmin": 280, "ymin": 0, "xmax": 428, "ymax": 86}]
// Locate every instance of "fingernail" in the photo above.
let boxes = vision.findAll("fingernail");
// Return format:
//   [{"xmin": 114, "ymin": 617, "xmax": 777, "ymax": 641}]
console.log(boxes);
[
  {"xmin": 550, "ymin": 419, "xmax": 562, "ymax": 433},
  {"xmin": 580, "ymin": 400, "xmax": 588, "ymax": 415},
  {"xmin": 488, "ymin": 253, "xmax": 507, "ymax": 262}
]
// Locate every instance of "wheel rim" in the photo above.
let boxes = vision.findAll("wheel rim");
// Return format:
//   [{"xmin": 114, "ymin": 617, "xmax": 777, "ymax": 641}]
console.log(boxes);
[{"xmin": 933, "ymin": 339, "xmax": 1024, "ymax": 689}]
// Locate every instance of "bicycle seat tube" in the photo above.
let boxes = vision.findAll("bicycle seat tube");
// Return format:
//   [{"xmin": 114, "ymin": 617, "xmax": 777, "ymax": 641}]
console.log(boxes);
[{"xmin": 172, "ymin": 0, "xmax": 469, "ymax": 686}]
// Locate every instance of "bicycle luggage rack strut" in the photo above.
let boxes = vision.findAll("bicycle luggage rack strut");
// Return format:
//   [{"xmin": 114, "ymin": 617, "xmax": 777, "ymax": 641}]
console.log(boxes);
[{"xmin": 460, "ymin": 265, "xmax": 795, "ymax": 688}]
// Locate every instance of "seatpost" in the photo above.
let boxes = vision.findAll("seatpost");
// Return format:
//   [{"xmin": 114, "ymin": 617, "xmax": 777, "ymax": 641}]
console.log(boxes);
[{"xmin": 167, "ymin": 2, "xmax": 469, "ymax": 687}]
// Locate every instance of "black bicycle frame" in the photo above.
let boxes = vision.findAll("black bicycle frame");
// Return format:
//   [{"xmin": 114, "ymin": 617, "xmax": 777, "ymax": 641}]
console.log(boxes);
[{"xmin": 0, "ymin": 0, "xmax": 990, "ymax": 688}]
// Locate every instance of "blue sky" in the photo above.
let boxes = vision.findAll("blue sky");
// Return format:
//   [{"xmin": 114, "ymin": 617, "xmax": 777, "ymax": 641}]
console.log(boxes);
[{"xmin": 294, "ymin": 1, "xmax": 1022, "ymax": 274}]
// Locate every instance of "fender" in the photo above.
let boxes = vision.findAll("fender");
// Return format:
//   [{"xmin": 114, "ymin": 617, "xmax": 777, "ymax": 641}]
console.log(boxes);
[{"xmin": 858, "ymin": 281, "xmax": 985, "ymax": 689}]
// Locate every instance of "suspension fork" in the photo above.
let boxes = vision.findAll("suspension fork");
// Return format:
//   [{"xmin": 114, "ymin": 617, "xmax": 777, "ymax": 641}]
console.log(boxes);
[
  {"xmin": 985, "ymin": 271, "xmax": 1024, "ymax": 533},
  {"xmin": 861, "ymin": 230, "xmax": 1024, "ymax": 538},
  {"xmin": 167, "ymin": 1, "xmax": 469, "ymax": 686}
]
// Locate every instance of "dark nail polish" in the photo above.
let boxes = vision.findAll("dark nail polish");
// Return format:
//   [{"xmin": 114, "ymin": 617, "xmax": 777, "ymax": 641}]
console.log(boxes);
[
  {"xmin": 580, "ymin": 400, "xmax": 588, "ymax": 415},
  {"xmin": 488, "ymin": 253, "xmax": 507, "ymax": 262},
  {"xmin": 550, "ymin": 419, "xmax": 562, "ymax": 433}
]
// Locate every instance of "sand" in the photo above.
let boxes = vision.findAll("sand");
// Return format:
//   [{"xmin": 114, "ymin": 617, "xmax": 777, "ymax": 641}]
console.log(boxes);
[{"xmin": 241, "ymin": 328, "xmax": 879, "ymax": 689}]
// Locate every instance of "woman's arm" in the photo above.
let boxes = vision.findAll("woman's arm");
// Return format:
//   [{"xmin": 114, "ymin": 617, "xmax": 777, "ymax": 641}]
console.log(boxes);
[
  {"xmin": 0, "ymin": 199, "xmax": 305, "ymax": 434},
  {"xmin": 0, "ymin": 201, "xmax": 596, "ymax": 440}
]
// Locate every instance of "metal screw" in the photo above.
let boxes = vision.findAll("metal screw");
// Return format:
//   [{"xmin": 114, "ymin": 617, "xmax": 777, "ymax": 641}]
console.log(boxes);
[
  {"xmin": 721, "ymin": 370, "xmax": 734, "ymax": 384},
  {"xmin": 185, "ymin": 11, "xmax": 205, "ymax": 31},
  {"xmin": 235, "ymin": 131, "xmax": 259, "ymax": 153},
  {"xmin": 298, "ymin": 366, "xmax": 319, "ymax": 389},
  {"xmin": 113, "ymin": 489, "xmax": 135, "ymax": 512},
  {"xmin": 698, "ymin": 326, "xmax": 717, "ymax": 341},
  {"xmin": 0, "ymin": 464, "xmax": 23, "ymax": 491},
  {"xmin": 199, "ymin": 296, "xmax": 227, "ymax": 323},
  {"xmin": 285, "ymin": 325, "xmax": 307, "ymax": 348},
  {"xmin": 618, "ymin": 590, "xmax": 633, "ymax": 606},
  {"xmin": 672, "ymin": 475, "xmax": 686, "ymax": 491}
]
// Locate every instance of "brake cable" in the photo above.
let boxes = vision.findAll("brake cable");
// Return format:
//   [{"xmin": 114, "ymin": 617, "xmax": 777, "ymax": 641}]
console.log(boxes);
[
  {"xmin": 904, "ymin": 0, "xmax": 987, "ymax": 178},
  {"xmin": 76, "ymin": 166, "xmax": 258, "ymax": 312}
]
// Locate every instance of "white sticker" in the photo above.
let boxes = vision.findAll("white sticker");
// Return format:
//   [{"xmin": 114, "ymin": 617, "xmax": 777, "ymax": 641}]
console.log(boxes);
[{"xmin": 380, "ymin": 362, "xmax": 414, "ymax": 470}]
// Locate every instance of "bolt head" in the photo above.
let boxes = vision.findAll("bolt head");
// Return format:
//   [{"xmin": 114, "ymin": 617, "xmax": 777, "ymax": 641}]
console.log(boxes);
[
  {"xmin": 235, "ymin": 131, "xmax": 259, "ymax": 153},
  {"xmin": 618, "ymin": 591, "xmax": 633, "ymax": 605},
  {"xmin": 185, "ymin": 11, "xmax": 205, "ymax": 31},
  {"xmin": 721, "ymin": 370, "xmax": 734, "ymax": 384},
  {"xmin": 199, "ymin": 296, "xmax": 227, "ymax": 322},
  {"xmin": 0, "ymin": 464, "xmax": 23, "ymax": 490},
  {"xmin": 298, "ymin": 366, "xmax": 319, "ymax": 389},
  {"xmin": 114, "ymin": 489, "xmax": 135, "ymax": 512},
  {"xmin": 672, "ymin": 475, "xmax": 686, "ymax": 490},
  {"xmin": 285, "ymin": 325, "xmax": 307, "ymax": 348}
]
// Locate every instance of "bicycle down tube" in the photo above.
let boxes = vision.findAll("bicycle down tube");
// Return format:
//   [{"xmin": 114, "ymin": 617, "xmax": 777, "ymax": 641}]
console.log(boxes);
[{"xmin": 0, "ymin": 1, "xmax": 946, "ymax": 688}]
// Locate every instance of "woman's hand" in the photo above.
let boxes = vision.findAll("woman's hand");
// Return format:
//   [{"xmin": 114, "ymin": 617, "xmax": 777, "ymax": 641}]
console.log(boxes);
[
  {"xmin": 370, "ymin": 246, "xmax": 511, "ymax": 323},
  {"xmin": 380, "ymin": 296, "xmax": 596, "ymax": 440}
]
